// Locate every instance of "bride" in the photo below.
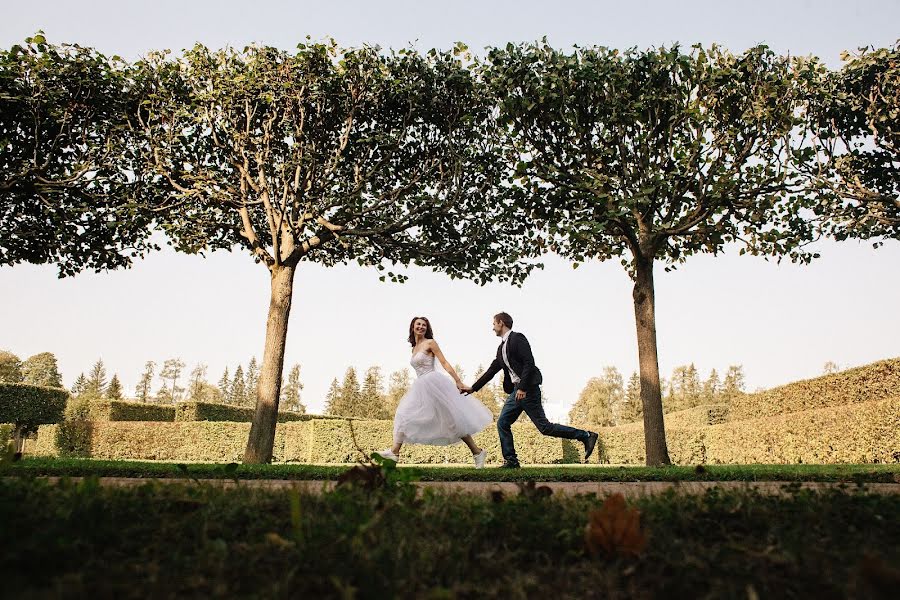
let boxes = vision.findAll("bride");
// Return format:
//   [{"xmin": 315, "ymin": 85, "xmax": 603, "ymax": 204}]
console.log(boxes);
[{"xmin": 378, "ymin": 316, "xmax": 491, "ymax": 468}]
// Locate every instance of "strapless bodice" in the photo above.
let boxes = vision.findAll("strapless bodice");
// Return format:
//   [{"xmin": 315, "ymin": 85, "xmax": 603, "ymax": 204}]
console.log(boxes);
[{"xmin": 410, "ymin": 351, "xmax": 436, "ymax": 377}]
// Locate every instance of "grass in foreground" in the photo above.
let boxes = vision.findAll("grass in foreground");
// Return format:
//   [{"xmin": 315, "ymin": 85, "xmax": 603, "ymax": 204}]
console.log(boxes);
[
  {"xmin": 1, "ymin": 475, "xmax": 898, "ymax": 599},
  {"xmin": 5, "ymin": 456, "xmax": 900, "ymax": 483}
]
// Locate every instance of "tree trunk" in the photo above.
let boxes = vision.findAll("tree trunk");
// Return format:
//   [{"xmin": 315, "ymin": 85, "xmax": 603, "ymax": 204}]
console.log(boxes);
[
  {"xmin": 13, "ymin": 424, "xmax": 24, "ymax": 454},
  {"xmin": 243, "ymin": 263, "xmax": 296, "ymax": 463},
  {"xmin": 632, "ymin": 252, "xmax": 671, "ymax": 466}
]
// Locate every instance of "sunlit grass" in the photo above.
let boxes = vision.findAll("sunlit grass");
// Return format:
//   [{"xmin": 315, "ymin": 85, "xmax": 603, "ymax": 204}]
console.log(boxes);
[{"xmin": 7, "ymin": 457, "xmax": 900, "ymax": 482}]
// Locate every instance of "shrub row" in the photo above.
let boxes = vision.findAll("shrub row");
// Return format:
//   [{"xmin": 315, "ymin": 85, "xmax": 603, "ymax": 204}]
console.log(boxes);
[
  {"xmin": 33, "ymin": 418, "xmax": 581, "ymax": 464},
  {"xmin": 595, "ymin": 422, "xmax": 708, "ymax": 465},
  {"xmin": 662, "ymin": 404, "xmax": 730, "ymax": 428},
  {"xmin": 34, "ymin": 422, "xmax": 270, "ymax": 462},
  {"xmin": 174, "ymin": 402, "xmax": 310, "ymax": 423},
  {"xmin": 32, "ymin": 396, "xmax": 898, "ymax": 465},
  {"xmin": 595, "ymin": 397, "xmax": 900, "ymax": 464},
  {"xmin": 281, "ymin": 418, "xmax": 579, "ymax": 464},
  {"xmin": 89, "ymin": 400, "xmax": 176, "ymax": 422},
  {"xmin": 0, "ymin": 383, "xmax": 68, "ymax": 433},
  {"xmin": 728, "ymin": 358, "xmax": 900, "ymax": 421},
  {"xmin": 83, "ymin": 399, "xmax": 347, "ymax": 424}
]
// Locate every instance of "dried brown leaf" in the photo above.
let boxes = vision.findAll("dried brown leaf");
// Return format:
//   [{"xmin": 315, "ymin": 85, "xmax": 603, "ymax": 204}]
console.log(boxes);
[{"xmin": 585, "ymin": 493, "xmax": 647, "ymax": 559}]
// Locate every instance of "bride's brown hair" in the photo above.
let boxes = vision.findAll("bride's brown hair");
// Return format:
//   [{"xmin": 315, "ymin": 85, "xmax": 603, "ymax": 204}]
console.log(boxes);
[{"xmin": 408, "ymin": 316, "xmax": 434, "ymax": 347}]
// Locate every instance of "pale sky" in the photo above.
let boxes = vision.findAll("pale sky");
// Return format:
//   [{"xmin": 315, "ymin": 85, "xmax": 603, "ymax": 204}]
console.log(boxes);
[{"xmin": 2, "ymin": 1, "xmax": 898, "ymax": 420}]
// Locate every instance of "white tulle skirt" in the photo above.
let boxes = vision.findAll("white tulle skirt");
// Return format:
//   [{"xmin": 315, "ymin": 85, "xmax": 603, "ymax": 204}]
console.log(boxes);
[{"xmin": 393, "ymin": 371, "xmax": 493, "ymax": 445}]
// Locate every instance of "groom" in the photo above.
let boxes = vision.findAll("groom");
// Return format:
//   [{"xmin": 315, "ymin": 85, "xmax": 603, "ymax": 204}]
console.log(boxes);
[{"xmin": 463, "ymin": 312, "xmax": 599, "ymax": 468}]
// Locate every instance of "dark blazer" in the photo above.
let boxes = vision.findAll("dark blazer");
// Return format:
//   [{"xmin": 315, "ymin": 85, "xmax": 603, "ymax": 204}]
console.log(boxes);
[{"xmin": 471, "ymin": 331, "xmax": 543, "ymax": 394}]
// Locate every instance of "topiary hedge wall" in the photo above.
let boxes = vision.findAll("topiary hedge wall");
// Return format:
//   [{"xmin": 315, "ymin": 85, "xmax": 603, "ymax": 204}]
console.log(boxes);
[
  {"xmin": 728, "ymin": 358, "xmax": 900, "ymax": 421},
  {"xmin": 174, "ymin": 402, "xmax": 323, "ymax": 423},
  {"xmin": 279, "ymin": 419, "xmax": 580, "ymax": 464},
  {"xmin": 89, "ymin": 400, "xmax": 176, "ymax": 422},
  {"xmin": 593, "ymin": 397, "xmax": 900, "ymax": 464},
  {"xmin": 0, "ymin": 383, "xmax": 68, "ymax": 451},
  {"xmin": 0, "ymin": 383, "xmax": 68, "ymax": 431},
  {"xmin": 663, "ymin": 404, "xmax": 730, "ymax": 428},
  {"xmin": 33, "ymin": 417, "xmax": 583, "ymax": 465}
]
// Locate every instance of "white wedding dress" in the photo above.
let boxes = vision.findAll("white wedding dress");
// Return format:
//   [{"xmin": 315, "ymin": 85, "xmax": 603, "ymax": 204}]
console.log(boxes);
[{"xmin": 393, "ymin": 351, "xmax": 493, "ymax": 445}]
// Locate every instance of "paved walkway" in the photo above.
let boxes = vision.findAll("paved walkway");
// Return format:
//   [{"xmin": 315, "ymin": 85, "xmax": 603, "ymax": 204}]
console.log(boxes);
[{"xmin": 30, "ymin": 477, "xmax": 900, "ymax": 496}]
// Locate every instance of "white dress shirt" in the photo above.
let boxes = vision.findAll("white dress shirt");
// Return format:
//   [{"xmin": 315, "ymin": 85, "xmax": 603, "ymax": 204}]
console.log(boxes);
[{"xmin": 500, "ymin": 330, "xmax": 521, "ymax": 385}]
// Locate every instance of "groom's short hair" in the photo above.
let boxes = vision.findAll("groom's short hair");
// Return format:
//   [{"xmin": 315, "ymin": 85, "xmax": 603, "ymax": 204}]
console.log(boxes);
[{"xmin": 494, "ymin": 312, "xmax": 513, "ymax": 329}]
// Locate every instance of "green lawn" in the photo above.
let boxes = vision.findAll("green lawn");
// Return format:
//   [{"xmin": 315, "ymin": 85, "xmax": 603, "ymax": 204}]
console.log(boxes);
[{"xmin": 6, "ymin": 456, "xmax": 900, "ymax": 482}]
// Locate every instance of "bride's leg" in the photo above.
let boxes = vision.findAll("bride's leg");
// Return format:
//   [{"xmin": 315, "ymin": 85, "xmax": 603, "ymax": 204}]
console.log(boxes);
[
  {"xmin": 461, "ymin": 435, "xmax": 482, "ymax": 455},
  {"xmin": 391, "ymin": 441, "xmax": 403, "ymax": 455}
]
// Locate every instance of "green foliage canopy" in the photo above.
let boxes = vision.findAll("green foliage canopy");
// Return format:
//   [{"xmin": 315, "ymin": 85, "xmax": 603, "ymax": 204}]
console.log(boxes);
[
  {"xmin": 485, "ymin": 42, "xmax": 818, "ymax": 270},
  {"xmin": 131, "ymin": 42, "xmax": 536, "ymax": 282},
  {"xmin": 809, "ymin": 42, "xmax": 900, "ymax": 240},
  {"xmin": 0, "ymin": 35, "xmax": 157, "ymax": 275}
]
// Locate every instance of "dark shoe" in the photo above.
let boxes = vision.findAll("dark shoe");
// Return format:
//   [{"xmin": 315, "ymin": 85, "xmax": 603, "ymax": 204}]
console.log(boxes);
[
  {"xmin": 583, "ymin": 432, "xmax": 599, "ymax": 463},
  {"xmin": 498, "ymin": 461, "xmax": 521, "ymax": 469}
]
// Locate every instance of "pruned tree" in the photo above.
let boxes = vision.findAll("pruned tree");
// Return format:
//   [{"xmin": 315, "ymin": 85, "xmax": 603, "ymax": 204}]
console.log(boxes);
[
  {"xmin": 486, "ymin": 42, "xmax": 817, "ymax": 464},
  {"xmin": 133, "ymin": 42, "xmax": 536, "ymax": 462}
]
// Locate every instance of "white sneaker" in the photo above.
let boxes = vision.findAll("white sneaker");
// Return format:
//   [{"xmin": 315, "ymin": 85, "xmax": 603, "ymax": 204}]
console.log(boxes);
[
  {"xmin": 473, "ymin": 449, "xmax": 487, "ymax": 469},
  {"xmin": 376, "ymin": 449, "xmax": 398, "ymax": 462}
]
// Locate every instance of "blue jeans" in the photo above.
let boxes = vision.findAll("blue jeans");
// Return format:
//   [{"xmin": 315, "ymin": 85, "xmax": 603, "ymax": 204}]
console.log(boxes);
[{"xmin": 496, "ymin": 386, "xmax": 590, "ymax": 465}]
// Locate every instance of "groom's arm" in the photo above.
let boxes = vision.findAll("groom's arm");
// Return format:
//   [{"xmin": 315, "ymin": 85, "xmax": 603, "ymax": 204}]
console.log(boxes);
[{"xmin": 470, "ymin": 358, "xmax": 503, "ymax": 392}]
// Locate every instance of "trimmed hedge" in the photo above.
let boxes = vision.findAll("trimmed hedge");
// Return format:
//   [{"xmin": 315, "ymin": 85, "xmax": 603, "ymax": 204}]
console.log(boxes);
[
  {"xmin": 174, "ymin": 402, "xmax": 312, "ymax": 423},
  {"xmin": 594, "ymin": 397, "xmax": 900, "ymax": 465},
  {"xmin": 595, "ymin": 423, "xmax": 707, "ymax": 465},
  {"xmin": 89, "ymin": 400, "xmax": 176, "ymax": 422},
  {"xmin": 280, "ymin": 418, "xmax": 580, "ymax": 464},
  {"xmin": 728, "ymin": 358, "xmax": 900, "ymax": 421},
  {"xmin": 704, "ymin": 397, "xmax": 900, "ymax": 464},
  {"xmin": 663, "ymin": 404, "xmax": 730, "ymax": 428},
  {"xmin": 0, "ymin": 383, "xmax": 68, "ymax": 432},
  {"xmin": 36, "ymin": 421, "xmax": 289, "ymax": 463},
  {"xmin": 33, "ymin": 418, "xmax": 582, "ymax": 465},
  {"xmin": 30, "ymin": 396, "xmax": 897, "ymax": 465}
]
